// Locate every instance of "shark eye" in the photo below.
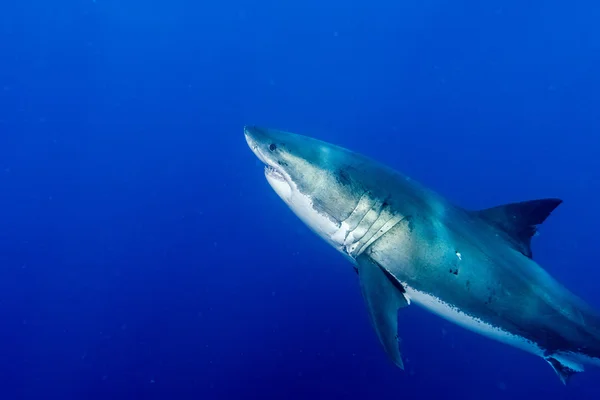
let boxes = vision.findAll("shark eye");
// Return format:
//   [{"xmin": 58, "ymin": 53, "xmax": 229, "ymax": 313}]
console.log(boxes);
[{"xmin": 269, "ymin": 143, "xmax": 277, "ymax": 151}]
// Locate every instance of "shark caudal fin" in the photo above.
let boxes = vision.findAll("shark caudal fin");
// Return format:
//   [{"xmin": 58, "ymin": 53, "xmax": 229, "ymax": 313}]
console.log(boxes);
[
  {"xmin": 473, "ymin": 198, "xmax": 562, "ymax": 258},
  {"xmin": 545, "ymin": 356, "xmax": 585, "ymax": 385}
]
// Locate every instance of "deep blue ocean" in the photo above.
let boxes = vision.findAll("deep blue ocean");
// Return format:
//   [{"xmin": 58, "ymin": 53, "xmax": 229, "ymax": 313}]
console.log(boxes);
[{"xmin": 1, "ymin": 0, "xmax": 600, "ymax": 399}]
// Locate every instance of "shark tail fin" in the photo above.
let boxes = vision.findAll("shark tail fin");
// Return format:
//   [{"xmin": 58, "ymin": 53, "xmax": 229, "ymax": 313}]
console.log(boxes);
[
  {"xmin": 474, "ymin": 198, "xmax": 563, "ymax": 258},
  {"xmin": 545, "ymin": 355, "xmax": 584, "ymax": 385}
]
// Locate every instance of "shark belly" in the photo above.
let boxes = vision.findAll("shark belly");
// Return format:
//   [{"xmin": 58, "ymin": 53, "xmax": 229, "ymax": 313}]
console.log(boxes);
[
  {"xmin": 407, "ymin": 280, "xmax": 592, "ymax": 381},
  {"xmin": 402, "ymin": 283, "xmax": 544, "ymax": 357}
]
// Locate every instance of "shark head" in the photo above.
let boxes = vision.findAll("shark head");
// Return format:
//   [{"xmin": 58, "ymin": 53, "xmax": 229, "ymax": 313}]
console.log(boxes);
[{"xmin": 244, "ymin": 125, "xmax": 408, "ymax": 257}]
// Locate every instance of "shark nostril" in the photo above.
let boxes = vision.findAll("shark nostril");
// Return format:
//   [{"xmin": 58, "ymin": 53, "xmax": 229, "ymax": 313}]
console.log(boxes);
[{"xmin": 269, "ymin": 143, "xmax": 277, "ymax": 151}]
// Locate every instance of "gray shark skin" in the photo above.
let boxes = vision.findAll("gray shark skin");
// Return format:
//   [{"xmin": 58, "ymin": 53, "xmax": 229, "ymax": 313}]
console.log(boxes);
[{"xmin": 244, "ymin": 125, "xmax": 600, "ymax": 384}]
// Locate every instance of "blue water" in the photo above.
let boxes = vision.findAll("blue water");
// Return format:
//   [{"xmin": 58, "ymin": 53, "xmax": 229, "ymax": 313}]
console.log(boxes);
[{"xmin": 1, "ymin": 0, "xmax": 600, "ymax": 398}]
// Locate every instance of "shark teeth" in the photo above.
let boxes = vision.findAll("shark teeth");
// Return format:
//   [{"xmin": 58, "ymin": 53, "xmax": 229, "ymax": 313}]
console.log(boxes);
[{"xmin": 264, "ymin": 165, "xmax": 285, "ymax": 181}]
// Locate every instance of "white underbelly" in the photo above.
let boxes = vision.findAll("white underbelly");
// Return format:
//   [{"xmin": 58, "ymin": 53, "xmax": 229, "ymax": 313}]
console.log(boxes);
[{"xmin": 402, "ymin": 284, "xmax": 544, "ymax": 357}]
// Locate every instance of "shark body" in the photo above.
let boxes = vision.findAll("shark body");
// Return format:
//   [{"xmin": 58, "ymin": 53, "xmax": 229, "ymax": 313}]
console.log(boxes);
[{"xmin": 244, "ymin": 125, "xmax": 600, "ymax": 384}]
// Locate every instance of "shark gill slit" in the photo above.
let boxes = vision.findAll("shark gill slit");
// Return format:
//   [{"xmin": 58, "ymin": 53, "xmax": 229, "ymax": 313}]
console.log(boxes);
[
  {"xmin": 338, "ymin": 191, "xmax": 372, "ymax": 240},
  {"xmin": 332, "ymin": 191, "xmax": 374, "ymax": 247},
  {"xmin": 337, "ymin": 195, "xmax": 401, "ymax": 258},
  {"xmin": 355, "ymin": 214, "xmax": 405, "ymax": 257},
  {"xmin": 346, "ymin": 196, "xmax": 378, "ymax": 242},
  {"xmin": 352, "ymin": 213, "xmax": 391, "ymax": 254},
  {"xmin": 351, "ymin": 197, "xmax": 385, "ymax": 243}
]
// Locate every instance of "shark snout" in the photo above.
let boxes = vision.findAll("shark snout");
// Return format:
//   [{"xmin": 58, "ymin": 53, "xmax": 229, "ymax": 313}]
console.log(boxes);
[
  {"xmin": 244, "ymin": 125, "xmax": 294, "ymax": 200},
  {"xmin": 243, "ymin": 125, "xmax": 257, "ymax": 148},
  {"xmin": 244, "ymin": 125, "xmax": 285, "ymax": 167},
  {"xmin": 244, "ymin": 125, "xmax": 284, "ymax": 174},
  {"xmin": 244, "ymin": 125, "xmax": 267, "ymax": 163},
  {"xmin": 244, "ymin": 125, "xmax": 268, "ymax": 146}
]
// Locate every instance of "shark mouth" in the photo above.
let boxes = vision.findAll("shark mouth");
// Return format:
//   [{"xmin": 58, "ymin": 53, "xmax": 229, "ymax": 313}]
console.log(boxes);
[
  {"xmin": 245, "ymin": 135, "xmax": 287, "ymax": 183},
  {"xmin": 264, "ymin": 165, "xmax": 286, "ymax": 182},
  {"xmin": 263, "ymin": 163, "xmax": 293, "ymax": 201}
]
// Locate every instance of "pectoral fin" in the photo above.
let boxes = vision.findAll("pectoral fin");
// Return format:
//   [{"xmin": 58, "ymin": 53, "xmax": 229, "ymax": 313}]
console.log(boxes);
[{"xmin": 356, "ymin": 255, "xmax": 410, "ymax": 369}]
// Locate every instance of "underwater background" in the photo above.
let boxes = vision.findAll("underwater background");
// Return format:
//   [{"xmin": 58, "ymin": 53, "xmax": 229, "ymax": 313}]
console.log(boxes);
[{"xmin": 1, "ymin": 0, "xmax": 600, "ymax": 399}]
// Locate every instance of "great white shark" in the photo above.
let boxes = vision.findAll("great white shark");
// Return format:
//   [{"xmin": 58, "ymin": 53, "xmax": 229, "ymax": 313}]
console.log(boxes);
[{"xmin": 244, "ymin": 125, "xmax": 600, "ymax": 384}]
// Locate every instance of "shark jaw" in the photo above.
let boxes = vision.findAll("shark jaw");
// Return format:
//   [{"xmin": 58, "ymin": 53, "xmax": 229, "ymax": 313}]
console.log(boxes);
[
  {"xmin": 245, "ymin": 126, "xmax": 416, "ymax": 262},
  {"xmin": 244, "ymin": 126, "xmax": 360, "ymax": 257},
  {"xmin": 264, "ymin": 165, "xmax": 292, "ymax": 202},
  {"xmin": 245, "ymin": 128, "xmax": 294, "ymax": 203},
  {"xmin": 261, "ymin": 162, "xmax": 341, "ymax": 250}
]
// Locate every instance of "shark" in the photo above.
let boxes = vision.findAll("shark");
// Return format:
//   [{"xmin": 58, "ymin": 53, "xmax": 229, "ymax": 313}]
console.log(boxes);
[{"xmin": 244, "ymin": 125, "xmax": 600, "ymax": 384}]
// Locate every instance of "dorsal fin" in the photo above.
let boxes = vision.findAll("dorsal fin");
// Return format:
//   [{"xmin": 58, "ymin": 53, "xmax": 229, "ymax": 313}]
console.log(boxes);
[{"xmin": 474, "ymin": 198, "xmax": 563, "ymax": 258}]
